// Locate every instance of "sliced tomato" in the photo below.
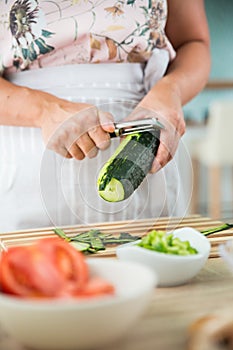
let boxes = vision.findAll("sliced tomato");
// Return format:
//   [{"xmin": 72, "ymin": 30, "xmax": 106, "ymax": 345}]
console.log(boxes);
[
  {"xmin": 0, "ymin": 237, "xmax": 115, "ymax": 300},
  {"xmin": 0, "ymin": 246, "xmax": 43, "ymax": 297},
  {"xmin": 76, "ymin": 276, "xmax": 115, "ymax": 299},
  {"xmin": 37, "ymin": 238, "xmax": 89, "ymax": 294},
  {"xmin": 0, "ymin": 238, "xmax": 89, "ymax": 298}
]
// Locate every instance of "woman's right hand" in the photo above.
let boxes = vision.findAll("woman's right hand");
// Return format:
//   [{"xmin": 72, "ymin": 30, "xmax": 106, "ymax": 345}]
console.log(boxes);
[
  {"xmin": 38, "ymin": 92, "xmax": 115, "ymax": 160},
  {"xmin": 0, "ymin": 79, "xmax": 115, "ymax": 160}
]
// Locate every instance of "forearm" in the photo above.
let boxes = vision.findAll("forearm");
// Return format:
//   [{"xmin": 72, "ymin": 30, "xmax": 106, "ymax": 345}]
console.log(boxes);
[
  {"xmin": 0, "ymin": 77, "xmax": 72, "ymax": 128},
  {"xmin": 158, "ymin": 0, "xmax": 211, "ymax": 107},
  {"xmin": 0, "ymin": 77, "xmax": 46, "ymax": 127},
  {"xmin": 160, "ymin": 40, "xmax": 211, "ymax": 106},
  {"xmin": 0, "ymin": 77, "xmax": 101, "ymax": 131},
  {"xmin": 136, "ymin": 39, "xmax": 210, "ymax": 171}
]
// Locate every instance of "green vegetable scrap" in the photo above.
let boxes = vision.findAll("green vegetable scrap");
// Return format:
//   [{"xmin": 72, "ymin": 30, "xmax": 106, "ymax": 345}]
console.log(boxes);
[
  {"xmin": 137, "ymin": 230, "xmax": 198, "ymax": 256},
  {"xmin": 53, "ymin": 228, "xmax": 140, "ymax": 254},
  {"xmin": 200, "ymin": 223, "xmax": 233, "ymax": 236}
]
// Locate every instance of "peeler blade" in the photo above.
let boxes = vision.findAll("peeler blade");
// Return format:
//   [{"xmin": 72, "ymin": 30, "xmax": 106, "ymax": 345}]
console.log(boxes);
[{"xmin": 109, "ymin": 117, "xmax": 165, "ymax": 138}]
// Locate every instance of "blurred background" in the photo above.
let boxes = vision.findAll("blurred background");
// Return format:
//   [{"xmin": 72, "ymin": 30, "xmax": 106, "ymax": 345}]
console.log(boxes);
[{"xmin": 182, "ymin": 0, "xmax": 233, "ymax": 221}]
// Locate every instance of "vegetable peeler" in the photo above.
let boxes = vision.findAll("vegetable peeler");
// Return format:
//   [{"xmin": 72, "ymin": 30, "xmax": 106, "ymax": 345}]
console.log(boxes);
[{"xmin": 109, "ymin": 117, "xmax": 165, "ymax": 138}]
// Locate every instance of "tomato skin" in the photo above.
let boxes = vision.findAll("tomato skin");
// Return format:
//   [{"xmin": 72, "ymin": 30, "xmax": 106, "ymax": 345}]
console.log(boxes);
[
  {"xmin": 0, "ymin": 238, "xmax": 89, "ymax": 298},
  {"xmin": 76, "ymin": 277, "xmax": 115, "ymax": 299},
  {"xmin": 0, "ymin": 237, "xmax": 115, "ymax": 300},
  {"xmin": 36, "ymin": 238, "xmax": 89, "ymax": 295}
]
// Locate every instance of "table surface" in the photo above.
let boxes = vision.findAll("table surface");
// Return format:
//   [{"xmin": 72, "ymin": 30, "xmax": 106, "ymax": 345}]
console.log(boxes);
[{"xmin": 1, "ymin": 215, "xmax": 233, "ymax": 350}]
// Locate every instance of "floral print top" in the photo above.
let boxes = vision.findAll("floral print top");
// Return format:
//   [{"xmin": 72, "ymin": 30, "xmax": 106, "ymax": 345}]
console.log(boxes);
[{"xmin": 0, "ymin": 0, "xmax": 175, "ymax": 75}]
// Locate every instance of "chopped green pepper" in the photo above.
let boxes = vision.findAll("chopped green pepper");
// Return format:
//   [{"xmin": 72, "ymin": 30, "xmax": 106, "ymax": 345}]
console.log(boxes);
[{"xmin": 137, "ymin": 230, "xmax": 198, "ymax": 256}]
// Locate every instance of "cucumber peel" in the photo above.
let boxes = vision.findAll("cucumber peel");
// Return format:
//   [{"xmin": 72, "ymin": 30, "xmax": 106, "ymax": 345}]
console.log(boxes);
[{"xmin": 97, "ymin": 130, "xmax": 160, "ymax": 202}]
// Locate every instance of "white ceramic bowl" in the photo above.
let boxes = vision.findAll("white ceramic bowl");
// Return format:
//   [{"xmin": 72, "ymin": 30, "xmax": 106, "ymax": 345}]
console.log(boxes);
[
  {"xmin": 0, "ymin": 258, "xmax": 156, "ymax": 350},
  {"xmin": 116, "ymin": 227, "xmax": 211, "ymax": 287}
]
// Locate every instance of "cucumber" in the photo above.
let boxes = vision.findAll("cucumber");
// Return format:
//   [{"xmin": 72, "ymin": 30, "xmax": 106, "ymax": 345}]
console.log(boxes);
[{"xmin": 97, "ymin": 130, "xmax": 160, "ymax": 202}]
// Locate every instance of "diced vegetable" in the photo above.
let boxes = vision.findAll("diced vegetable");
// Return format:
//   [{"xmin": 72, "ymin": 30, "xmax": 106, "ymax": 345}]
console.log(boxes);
[{"xmin": 138, "ymin": 230, "xmax": 198, "ymax": 256}]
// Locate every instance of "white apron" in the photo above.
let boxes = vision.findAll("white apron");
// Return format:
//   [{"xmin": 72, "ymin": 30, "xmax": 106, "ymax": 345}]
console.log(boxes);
[{"xmin": 0, "ymin": 62, "xmax": 191, "ymax": 232}]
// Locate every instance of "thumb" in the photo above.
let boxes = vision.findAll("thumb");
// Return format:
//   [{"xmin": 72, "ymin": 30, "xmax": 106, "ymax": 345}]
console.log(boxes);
[{"xmin": 98, "ymin": 110, "xmax": 115, "ymax": 132}]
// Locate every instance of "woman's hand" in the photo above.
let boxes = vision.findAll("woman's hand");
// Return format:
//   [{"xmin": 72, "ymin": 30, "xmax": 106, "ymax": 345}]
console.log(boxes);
[
  {"xmin": 124, "ymin": 79, "xmax": 186, "ymax": 173},
  {"xmin": 37, "ymin": 93, "xmax": 115, "ymax": 159},
  {"xmin": 0, "ymin": 79, "xmax": 115, "ymax": 160}
]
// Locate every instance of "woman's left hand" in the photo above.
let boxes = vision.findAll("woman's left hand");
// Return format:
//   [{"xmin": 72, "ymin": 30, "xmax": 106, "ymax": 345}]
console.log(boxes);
[{"xmin": 124, "ymin": 79, "xmax": 186, "ymax": 173}]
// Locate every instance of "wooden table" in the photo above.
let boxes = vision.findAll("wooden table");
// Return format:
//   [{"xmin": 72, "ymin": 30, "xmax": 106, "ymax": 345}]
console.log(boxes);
[{"xmin": 1, "ymin": 215, "xmax": 233, "ymax": 350}]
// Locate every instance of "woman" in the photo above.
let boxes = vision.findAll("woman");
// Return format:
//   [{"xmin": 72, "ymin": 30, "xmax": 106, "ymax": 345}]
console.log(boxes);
[{"xmin": 0, "ymin": 0, "xmax": 210, "ymax": 231}]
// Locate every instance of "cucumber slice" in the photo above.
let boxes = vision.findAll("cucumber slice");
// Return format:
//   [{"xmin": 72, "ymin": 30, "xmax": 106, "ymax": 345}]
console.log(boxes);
[{"xmin": 98, "ymin": 178, "xmax": 125, "ymax": 202}]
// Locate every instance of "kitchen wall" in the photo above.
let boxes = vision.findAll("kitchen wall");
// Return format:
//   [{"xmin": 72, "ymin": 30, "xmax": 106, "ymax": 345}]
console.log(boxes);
[
  {"xmin": 181, "ymin": 0, "xmax": 233, "ymax": 219},
  {"xmin": 183, "ymin": 0, "xmax": 233, "ymax": 122}
]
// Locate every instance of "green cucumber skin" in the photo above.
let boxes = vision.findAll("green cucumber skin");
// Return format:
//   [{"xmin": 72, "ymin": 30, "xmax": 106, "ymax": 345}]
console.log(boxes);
[{"xmin": 98, "ymin": 130, "xmax": 160, "ymax": 200}]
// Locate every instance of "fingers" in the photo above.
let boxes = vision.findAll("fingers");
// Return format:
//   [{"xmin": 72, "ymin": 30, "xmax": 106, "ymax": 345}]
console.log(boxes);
[
  {"xmin": 98, "ymin": 110, "xmax": 115, "ymax": 133},
  {"xmin": 150, "ymin": 143, "xmax": 171, "ymax": 173},
  {"xmin": 86, "ymin": 110, "xmax": 114, "ymax": 152},
  {"xmin": 150, "ymin": 124, "xmax": 180, "ymax": 173},
  {"xmin": 88, "ymin": 124, "xmax": 111, "ymax": 151},
  {"xmin": 74, "ymin": 110, "xmax": 113, "ymax": 156},
  {"xmin": 45, "ymin": 107, "xmax": 114, "ymax": 160},
  {"xmin": 145, "ymin": 110, "xmax": 185, "ymax": 173},
  {"xmin": 74, "ymin": 134, "xmax": 98, "ymax": 159},
  {"xmin": 57, "ymin": 146, "xmax": 73, "ymax": 159},
  {"xmin": 68, "ymin": 144, "xmax": 85, "ymax": 160},
  {"xmin": 123, "ymin": 105, "xmax": 158, "ymax": 122}
]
